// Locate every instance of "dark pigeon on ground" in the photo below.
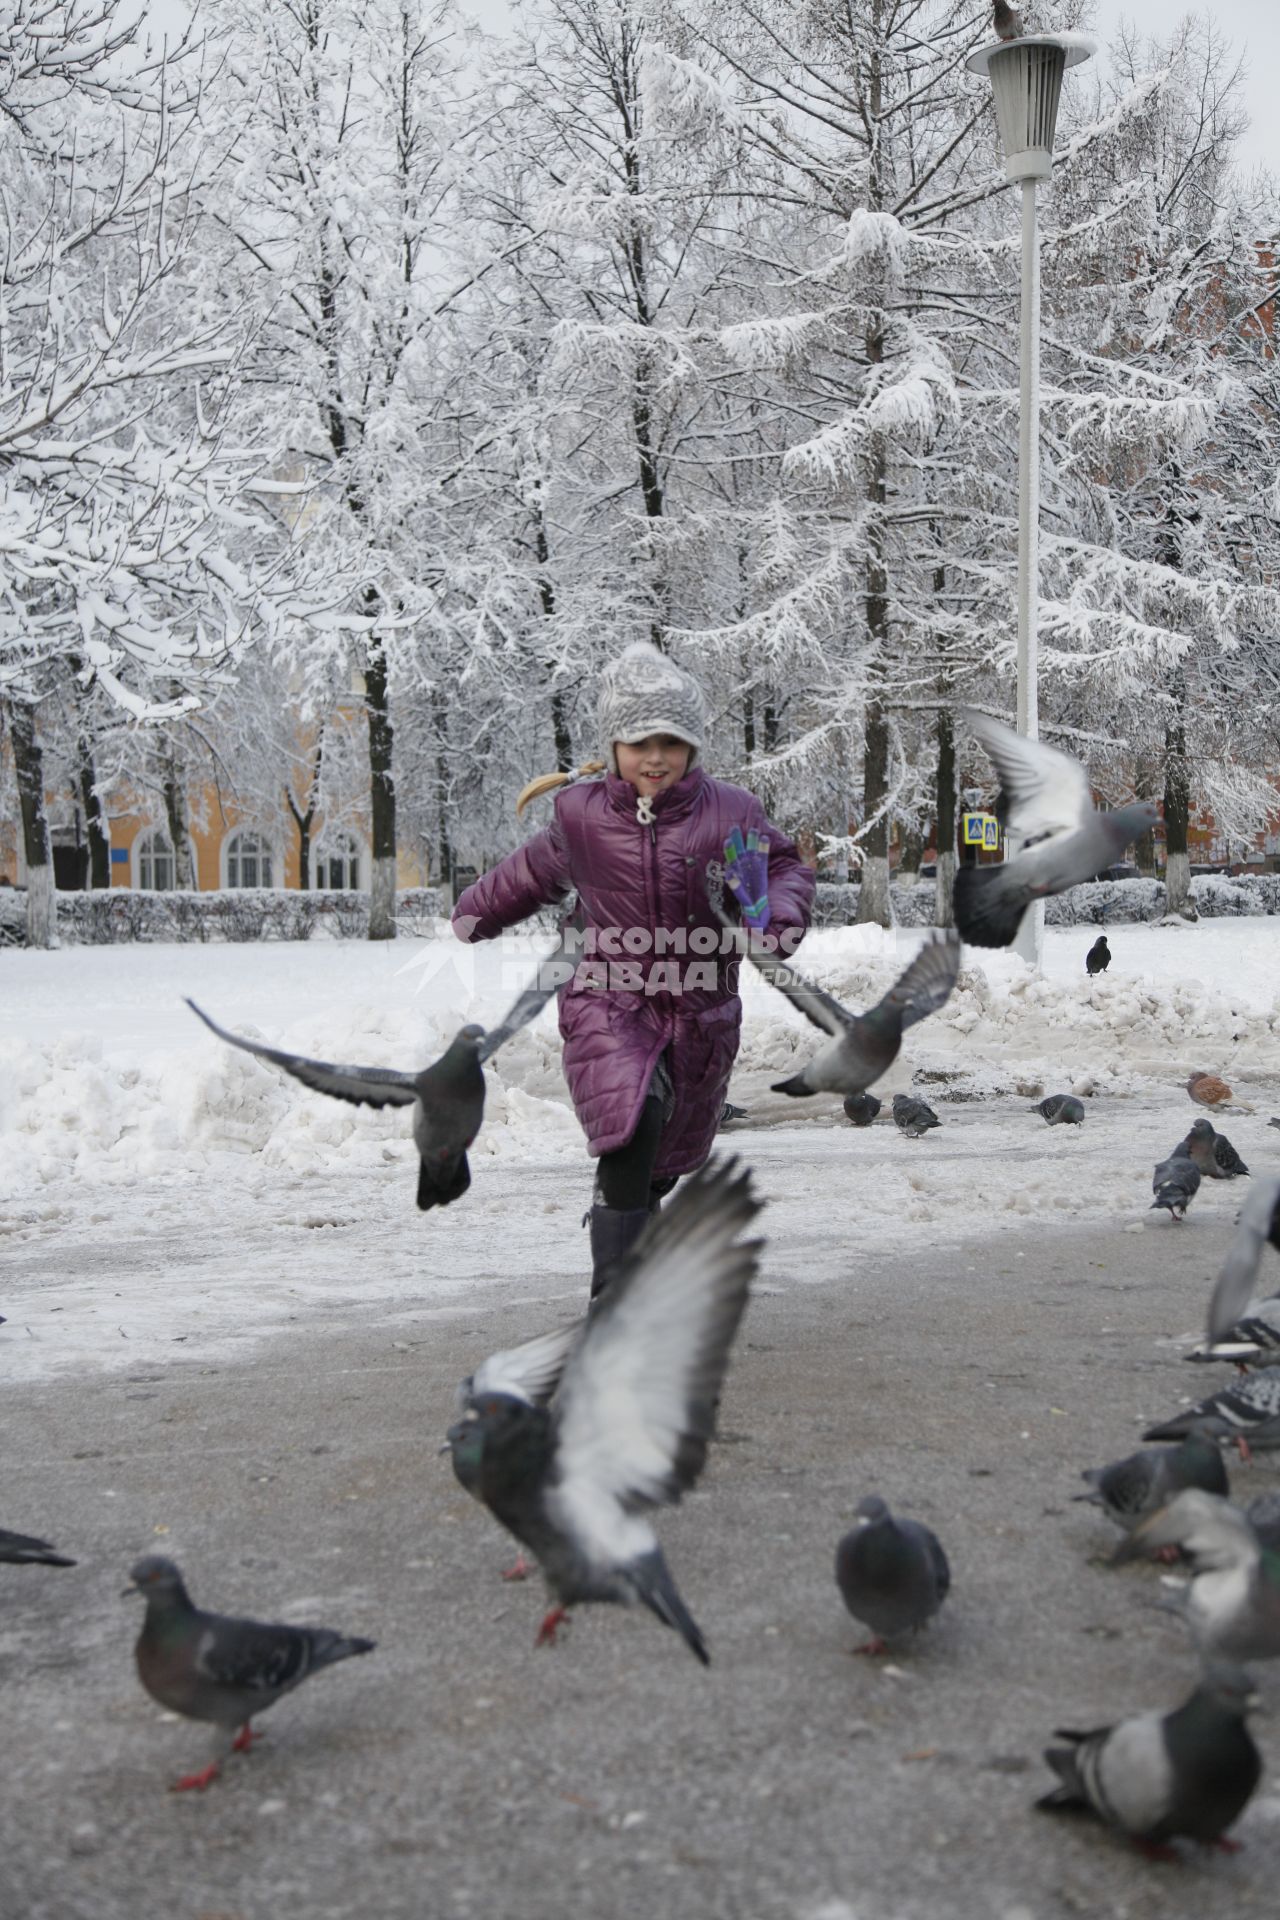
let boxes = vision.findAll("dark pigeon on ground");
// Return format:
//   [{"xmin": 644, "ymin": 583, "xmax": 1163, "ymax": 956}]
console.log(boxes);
[
  {"xmin": 954, "ymin": 711, "xmax": 1157, "ymax": 949},
  {"xmin": 1113, "ymin": 1492, "xmax": 1280, "ymax": 1663},
  {"xmin": 1035, "ymin": 1664, "xmax": 1262, "ymax": 1857},
  {"xmin": 1180, "ymin": 1117, "xmax": 1248, "ymax": 1182},
  {"xmin": 834, "ymin": 1495, "xmax": 951, "ymax": 1655},
  {"xmin": 1206, "ymin": 1177, "xmax": 1280, "ymax": 1345},
  {"xmin": 0, "ymin": 1527, "xmax": 76, "ymax": 1568},
  {"xmin": 893, "ymin": 1093, "xmax": 941, "ymax": 1138},
  {"xmin": 718, "ymin": 1102, "xmax": 749, "ymax": 1128},
  {"xmin": 733, "ymin": 929, "xmax": 961, "ymax": 1099},
  {"xmin": 1144, "ymin": 1368, "xmax": 1280, "ymax": 1459},
  {"xmin": 1074, "ymin": 1432, "xmax": 1228, "ymax": 1534},
  {"xmin": 1151, "ymin": 1143, "xmax": 1200, "ymax": 1222},
  {"xmin": 1270, "ymin": 1117, "xmax": 1280, "ymax": 1131},
  {"xmin": 1085, "ymin": 935, "xmax": 1110, "ymax": 976},
  {"xmin": 842, "ymin": 1093, "xmax": 882, "ymax": 1127},
  {"xmin": 446, "ymin": 1158, "xmax": 762, "ymax": 1665},
  {"xmin": 1034, "ymin": 1094, "xmax": 1085, "ymax": 1126},
  {"xmin": 187, "ymin": 1001, "xmax": 485, "ymax": 1211},
  {"xmin": 128, "ymin": 1555, "xmax": 375, "ymax": 1791}
]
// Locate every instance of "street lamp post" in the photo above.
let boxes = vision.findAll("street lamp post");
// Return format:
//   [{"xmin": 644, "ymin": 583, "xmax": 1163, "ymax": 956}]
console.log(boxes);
[{"xmin": 966, "ymin": 31, "xmax": 1094, "ymax": 965}]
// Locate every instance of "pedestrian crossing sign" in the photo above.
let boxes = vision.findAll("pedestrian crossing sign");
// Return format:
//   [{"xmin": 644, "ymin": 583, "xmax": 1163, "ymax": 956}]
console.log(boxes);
[{"xmin": 963, "ymin": 812, "xmax": 999, "ymax": 849}]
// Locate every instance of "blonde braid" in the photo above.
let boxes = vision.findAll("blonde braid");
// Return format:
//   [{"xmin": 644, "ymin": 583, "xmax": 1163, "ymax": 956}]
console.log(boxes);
[{"xmin": 515, "ymin": 761, "xmax": 606, "ymax": 819}]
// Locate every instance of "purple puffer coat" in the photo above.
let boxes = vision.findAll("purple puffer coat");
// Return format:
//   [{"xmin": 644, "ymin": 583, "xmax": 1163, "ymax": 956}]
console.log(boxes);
[{"xmin": 453, "ymin": 767, "xmax": 815, "ymax": 1178}]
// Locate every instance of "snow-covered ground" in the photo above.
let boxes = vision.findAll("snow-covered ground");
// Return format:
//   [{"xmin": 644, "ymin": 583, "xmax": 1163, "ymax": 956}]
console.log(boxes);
[{"xmin": 3, "ymin": 918, "xmax": 1278, "ymax": 1384}]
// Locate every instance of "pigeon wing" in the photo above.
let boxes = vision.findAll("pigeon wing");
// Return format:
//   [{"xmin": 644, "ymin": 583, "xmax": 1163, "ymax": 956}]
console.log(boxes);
[
  {"xmin": 194, "ymin": 1615, "xmax": 315, "ymax": 1697},
  {"xmin": 963, "ymin": 710, "xmax": 1091, "ymax": 842},
  {"xmin": 186, "ymin": 999, "xmax": 421, "ymax": 1108},
  {"xmin": 550, "ymin": 1161, "xmax": 762, "ymax": 1529},
  {"xmin": 476, "ymin": 930, "xmax": 578, "ymax": 1063},
  {"xmin": 1208, "ymin": 1179, "xmax": 1280, "ymax": 1344},
  {"xmin": 463, "ymin": 1322, "xmax": 583, "ymax": 1411},
  {"xmin": 742, "ymin": 943, "xmax": 858, "ymax": 1038},
  {"xmin": 879, "ymin": 930, "xmax": 962, "ymax": 1031}
]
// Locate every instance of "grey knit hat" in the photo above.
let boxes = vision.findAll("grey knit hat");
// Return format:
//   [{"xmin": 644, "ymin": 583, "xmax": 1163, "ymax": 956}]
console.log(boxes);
[{"xmin": 597, "ymin": 642, "xmax": 706, "ymax": 773}]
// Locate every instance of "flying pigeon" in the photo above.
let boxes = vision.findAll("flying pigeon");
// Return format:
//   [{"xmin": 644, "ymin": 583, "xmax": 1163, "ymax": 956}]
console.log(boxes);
[
  {"xmin": 1179, "ymin": 1117, "xmax": 1248, "ymax": 1182},
  {"xmin": 1034, "ymin": 1094, "xmax": 1085, "ymax": 1126},
  {"xmin": 128, "ymin": 1555, "xmax": 375, "ymax": 1791},
  {"xmin": 842, "ymin": 1092, "xmax": 882, "ymax": 1127},
  {"xmin": 732, "ymin": 929, "xmax": 960, "ymax": 1099},
  {"xmin": 1035, "ymin": 1664, "xmax": 1262, "ymax": 1857},
  {"xmin": 1186, "ymin": 1295, "xmax": 1280, "ymax": 1370},
  {"xmin": 1085, "ymin": 935, "xmax": 1110, "ymax": 976},
  {"xmin": 893, "ymin": 1093, "xmax": 941, "ymax": 1138},
  {"xmin": 993, "ymin": 0, "xmax": 1024, "ymax": 40},
  {"xmin": 446, "ymin": 1158, "xmax": 762, "ymax": 1664},
  {"xmin": 0, "ymin": 1527, "xmax": 76, "ymax": 1568},
  {"xmin": 1206, "ymin": 1178, "xmax": 1280, "ymax": 1346},
  {"xmin": 953, "ymin": 712, "xmax": 1157, "ymax": 949},
  {"xmin": 1074, "ymin": 1432, "xmax": 1228, "ymax": 1535},
  {"xmin": 1151, "ymin": 1144, "xmax": 1200, "ymax": 1222},
  {"xmin": 1186, "ymin": 1071, "xmax": 1233, "ymax": 1109},
  {"xmin": 1144, "ymin": 1368, "xmax": 1280, "ymax": 1459},
  {"xmin": 1113, "ymin": 1492, "xmax": 1280, "ymax": 1663},
  {"xmin": 186, "ymin": 1002, "xmax": 485, "ymax": 1211},
  {"xmin": 834, "ymin": 1496, "xmax": 951, "ymax": 1654}
]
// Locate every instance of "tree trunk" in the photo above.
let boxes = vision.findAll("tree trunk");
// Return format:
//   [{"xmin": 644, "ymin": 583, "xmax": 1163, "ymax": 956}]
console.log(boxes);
[
  {"xmin": 855, "ymin": 416, "xmax": 892, "ymax": 927},
  {"xmin": 7, "ymin": 697, "xmax": 58, "ymax": 948},
  {"xmin": 934, "ymin": 708, "xmax": 957, "ymax": 927},
  {"xmin": 534, "ymin": 511, "xmax": 574, "ymax": 770},
  {"xmin": 162, "ymin": 765, "xmax": 195, "ymax": 891},
  {"xmin": 78, "ymin": 751, "xmax": 111, "ymax": 888},
  {"xmin": 431, "ymin": 684, "xmax": 453, "ymax": 899},
  {"xmin": 1164, "ymin": 715, "xmax": 1195, "ymax": 918},
  {"xmin": 897, "ymin": 825, "xmax": 923, "ymax": 884},
  {"xmin": 365, "ymin": 631, "xmax": 397, "ymax": 940}
]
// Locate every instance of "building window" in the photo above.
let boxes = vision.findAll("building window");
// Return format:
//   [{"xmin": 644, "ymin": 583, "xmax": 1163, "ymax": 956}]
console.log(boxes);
[
  {"xmin": 136, "ymin": 828, "xmax": 176, "ymax": 891},
  {"xmin": 225, "ymin": 831, "xmax": 275, "ymax": 889},
  {"xmin": 315, "ymin": 832, "xmax": 361, "ymax": 891}
]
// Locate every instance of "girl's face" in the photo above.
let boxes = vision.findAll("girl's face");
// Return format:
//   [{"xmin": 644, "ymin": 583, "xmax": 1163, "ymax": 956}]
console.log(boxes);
[{"xmin": 615, "ymin": 735, "xmax": 693, "ymax": 797}]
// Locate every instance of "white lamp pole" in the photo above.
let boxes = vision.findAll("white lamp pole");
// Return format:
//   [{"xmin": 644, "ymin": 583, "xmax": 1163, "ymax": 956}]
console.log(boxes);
[{"xmin": 966, "ymin": 32, "xmax": 1093, "ymax": 965}]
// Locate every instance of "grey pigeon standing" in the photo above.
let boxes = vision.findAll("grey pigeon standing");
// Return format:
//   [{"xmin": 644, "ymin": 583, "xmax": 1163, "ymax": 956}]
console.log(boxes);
[
  {"xmin": 1085, "ymin": 935, "xmax": 1110, "ymax": 976},
  {"xmin": 1113, "ymin": 1492, "xmax": 1280, "ymax": 1663},
  {"xmin": 893, "ymin": 1093, "xmax": 941, "ymax": 1138},
  {"xmin": 834, "ymin": 1496, "xmax": 951, "ymax": 1654},
  {"xmin": 736, "ymin": 930, "xmax": 961, "ymax": 1099},
  {"xmin": 446, "ymin": 1158, "xmax": 762, "ymax": 1664},
  {"xmin": 1035, "ymin": 1665, "xmax": 1262, "ymax": 1857},
  {"xmin": 0, "ymin": 1527, "xmax": 76, "ymax": 1568},
  {"xmin": 187, "ymin": 1002, "xmax": 486, "ymax": 1211},
  {"xmin": 842, "ymin": 1092, "xmax": 881, "ymax": 1127},
  {"xmin": 1144, "ymin": 1367, "xmax": 1280, "ymax": 1459},
  {"xmin": 1074, "ymin": 1432, "xmax": 1228, "ymax": 1535},
  {"xmin": 1034, "ymin": 1094, "xmax": 1085, "ymax": 1126},
  {"xmin": 1206, "ymin": 1176, "xmax": 1280, "ymax": 1345},
  {"xmin": 1151, "ymin": 1143, "xmax": 1200, "ymax": 1222},
  {"xmin": 993, "ymin": 0, "xmax": 1023, "ymax": 38},
  {"xmin": 954, "ymin": 711, "xmax": 1158, "ymax": 949},
  {"xmin": 1180, "ymin": 1117, "xmax": 1248, "ymax": 1181},
  {"xmin": 128, "ymin": 1556, "xmax": 376, "ymax": 1791},
  {"xmin": 1186, "ymin": 1295, "xmax": 1280, "ymax": 1369}
]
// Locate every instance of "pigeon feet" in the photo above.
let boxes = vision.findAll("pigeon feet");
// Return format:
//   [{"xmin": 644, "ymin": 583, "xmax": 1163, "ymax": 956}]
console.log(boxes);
[
  {"xmin": 170, "ymin": 1763, "xmax": 222, "ymax": 1793},
  {"xmin": 535, "ymin": 1605, "xmax": 570, "ymax": 1647},
  {"xmin": 501, "ymin": 1555, "xmax": 531, "ymax": 1583},
  {"xmin": 1236, "ymin": 1438, "xmax": 1254, "ymax": 1464},
  {"xmin": 1132, "ymin": 1838, "xmax": 1180, "ymax": 1863},
  {"xmin": 1153, "ymin": 1545, "xmax": 1182, "ymax": 1566},
  {"xmin": 1208, "ymin": 1836, "xmax": 1244, "ymax": 1853},
  {"xmin": 852, "ymin": 1637, "xmax": 889, "ymax": 1657},
  {"xmin": 231, "ymin": 1723, "xmax": 262, "ymax": 1753}
]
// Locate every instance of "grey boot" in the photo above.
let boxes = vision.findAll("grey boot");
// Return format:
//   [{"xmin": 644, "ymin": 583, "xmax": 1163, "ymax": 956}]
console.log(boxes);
[{"xmin": 588, "ymin": 1205, "xmax": 651, "ymax": 1303}]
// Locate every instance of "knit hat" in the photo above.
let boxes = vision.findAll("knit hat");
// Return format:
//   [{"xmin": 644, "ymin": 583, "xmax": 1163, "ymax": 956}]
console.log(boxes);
[{"xmin": 596, "ymin": 642, "xmax": 706, "ymax": 774}]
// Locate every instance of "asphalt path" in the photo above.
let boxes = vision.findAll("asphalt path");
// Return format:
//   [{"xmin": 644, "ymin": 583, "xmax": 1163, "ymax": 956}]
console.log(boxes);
[{"xmin": 5, "ymin": 1194, "xmax": 1280, "ymax": 1919}]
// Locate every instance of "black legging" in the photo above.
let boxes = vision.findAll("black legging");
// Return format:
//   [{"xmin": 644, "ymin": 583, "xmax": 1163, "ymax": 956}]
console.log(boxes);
[{"xmin": 595, "ymin": 1093, "xmax": 666, "ymax": 1210}]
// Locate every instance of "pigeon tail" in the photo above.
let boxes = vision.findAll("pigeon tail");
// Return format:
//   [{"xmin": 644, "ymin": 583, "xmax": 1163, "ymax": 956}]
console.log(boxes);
[
  {"xmin": 770, "ymin": 1072, "xmax": 814, "ymax": 1098},
  {"xmin": 1035, "ymin": 1742, "xmax": 1091, "ymax": 1814},
  {"xmin": 632, "ymin": 1552, "xmax": 709, "ymax": 1667},
  {"xmin": 417, "ymin": 1153, "xmax": 471, "ymax": 1212},
  {"xmin": 952, "ymin": 866, "xmax": 1029, "ymax": 949},
  {"xmin": 0, "ymin": 1529, "xmax": 77, "ymax": 1568}
]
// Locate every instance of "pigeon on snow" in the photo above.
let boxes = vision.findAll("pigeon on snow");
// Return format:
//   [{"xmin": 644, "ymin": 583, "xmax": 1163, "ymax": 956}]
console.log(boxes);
[
  {"xmin": 187, "ymin": 1001, "xmax": 485, "ymax": 1211},
  {"xmin": 1179, "ymin": 1117, "xmax": 1249, "ymax": 1181},
  {"xmin": 731, "ymin": 929, "xmax": 961, "ymax": 1099},
  {"xmin": 993, "ymin": 0, "xmax": 1024, "ymax": 39},
  {"xmin": 1085, "ymin": 935, "xmax": 1110, "ymax": 976},
  {"xmin": 446, "ymin": 1158, "xmax": 762, "ymax": 1664},
  {"xmin": 1144, "ymin": 1367, "xmax": 1280, "ymax": 1459},
  {"xmin": 1206, "ymin": 1178, "xmax": 1280, "ymax": 1346},
  {"xmin": 893, "ymin": 1093, "xmax": 941, "ymax": 1138},
  {"xmin": 1074, "ymin": 1432, "xmax": 1228, "ymax": 1534},
  {"xmin": 1035, "ymin": 1664, "xmax": 1262, "ymax": 1857},
  {"xmin": 1151, "ymin": 1144, "xmax": 1200, "ymax": 1222},
  {"xmin": 0, "ymin": 1527, "xmax": 76, "ymax": 1568},
  {"xmin": 1113, "ymin": 1492, "xmax": 1280, "ymax": 1664},
  {"xmin": 1034, "ymin": 1094, "xmax": 1085, "ymax": 1126},
  {"xmin": 834, "ymin": 1496, "xmax": 951, "ymax": 1654},
  {"xmin": 842, "ymin": 1092, "xmax": 882, "ymax": 1127},
  {"xmin": 128, "ymin": 1555, "xmax": 375, "ymax": 1791},
  {"xmin": 953, "ymin": 711, "xmax": 1157, "ymax": 950},
  {"xmin": 1186, "ymin": 1071, "xmax": 1233, "ymax": 1109}
]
